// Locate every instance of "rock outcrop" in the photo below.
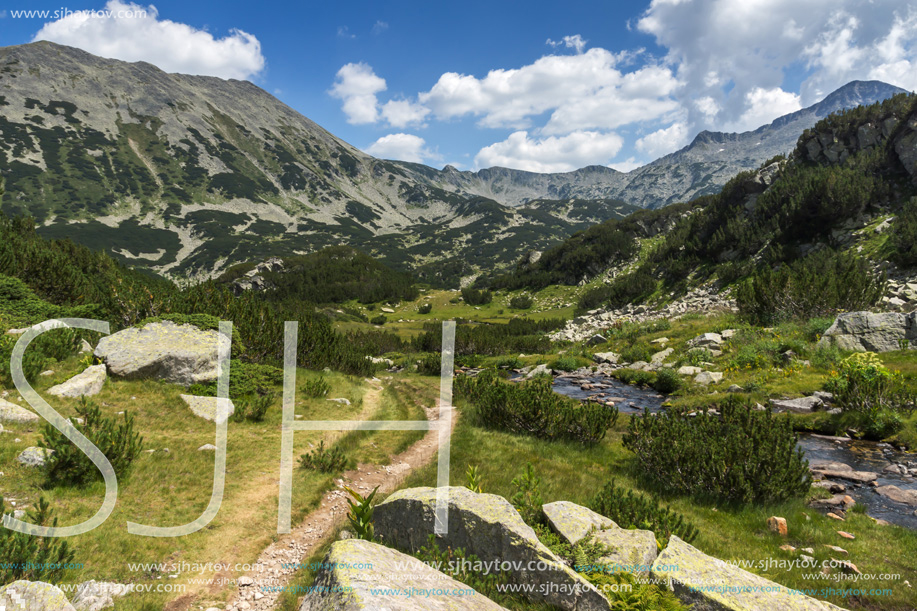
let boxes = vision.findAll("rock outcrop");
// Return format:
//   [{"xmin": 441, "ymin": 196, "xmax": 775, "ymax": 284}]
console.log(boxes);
[
  {"xmin": 95, "ymin": 321, "xmax": 224, "ymax": 386},
  {"xmin": 0, "ymin": 580, "xmax": 75, "ymax": 611},
  {"xmin": 817, "ymin": 311, "xmax": 917, "ymax": 352},
  {"xmin": 652, "ymin": 536, "xmax": 847, "ymax": 610},
  {"xmin": 542, "ymin": 501, "xmax": 616, "ymax": 545},
  {"xmin": 48, "ymin": 365, "xmax": 107, "ymax": 398},
  {"xmin": 298, "ymin": 539, "xmax": 509, "ymax": 611},
  {"xmin": 375, "ymin": 487, "xmax": 608, "ymax": 611}
]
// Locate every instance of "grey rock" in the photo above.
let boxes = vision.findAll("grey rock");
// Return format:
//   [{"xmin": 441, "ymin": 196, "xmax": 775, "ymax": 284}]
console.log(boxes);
[
  {"xmin": 591, "ymin": 528, "xmax": 658, "ymax": 577},
  {"xmin": 198, "ymin": 444, "xmax": 217, "ymax": 451},
  {"xmin": 542, "ymin": 501, "xmax": 616, "ymax": 545},
  {"xmin": 676, "ymin": 366, "xmax": 702, "ymax": 376},
  {"xmin": 650, "ymin": 348, "xmax": 674, "ymax": 364},
  {"xmin": 380, "ymin": 307, "xmax": 395, "ymax": 313},
  {"xmin": 95, "ymin": 321, "xmax": 225, "ymax": 386},
  {"xmin": 299, "ymin": 539, "xmax": 509, "ymax": 610},
  {"xmin": 769, "ymin": 396, "xmax": 823, "ymax": 413},
  {"xmin": 327, "ymin": 397, "xmax": 352, "ymax": 405},
  {"xmin": 179, "ymin": 395, "xmax": 235, "ymax": 423},
  {"xmin": 375, "ymin": 487, "xmax": 607, "ymax": 611},
  {"xmin": 875, "ymin": 485, "xmax": 917, "ymax": 506},
  {"xmin": 694, "ymin": 371, "xmax": 723, "ymax": 385},
  {"xmin": 813, "ymin": 481, "xmax": 846, "ymax": 493},
  {"xmin": 0, "ymin": 398, "xmax": 39, "ymax": 423},
  {"xmin": 688, "ymin": 332, "xmax": 723, "ymax": 348},
  {"xmin": 817, "ymin": 311, "xmax": 917, "ymax": 353},
  {"xmin": 48, "ymin": 365, "xmax": 107, "ymax": 398},
  {"xmin": 0, "ymin": 581, "xmax": 75, "ymax": 611},
  {"xmin": 651, "ymin": 536, "xmax": 845, "ymax": 611},
  {"xmin": 586, "ymin": 334, "xmax": 607, "ymax": 346},
  {"xmin": 727, "ymin": 384, "xmax": 743, "ymax": 393},
  {"xmin": 17, "ymin": 447, "xmax": 53, "ymax": 467},
  {"xmin": 72, "ymin": 581, "xmax": 133, "ymax": 611},
  {"xmin": 526, "ymin": 363, "xmax": 554, "ymax": 378},
  {"xmin": 809, "ymin": 461, "xmax": 878, "ymax": 483}
]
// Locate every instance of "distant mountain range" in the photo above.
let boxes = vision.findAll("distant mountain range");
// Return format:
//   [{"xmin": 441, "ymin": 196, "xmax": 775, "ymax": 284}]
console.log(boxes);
[{"xmin": 0, "ymin": 41, "xmax": 907, "ymax": 284}]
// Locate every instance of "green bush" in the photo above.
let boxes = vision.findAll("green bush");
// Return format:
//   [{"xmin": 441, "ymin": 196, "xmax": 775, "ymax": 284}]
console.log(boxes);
[
  {"xmin": 299, "ymin": 440, "xmax": 348, "ymax": 473},
  {"xmin": 188, "ymin": 361, "xmax": 283, "ymax": 399},
  {"xmin": 736, "ymin": 250, "xmax": 885, "ymax": 325},
  {"xmin": 623, "ymin": 397, "xmax": 812, "ymax": 504},
  {"xmin": 40, "ymin": 398, "xmax": 143, "ymax": 487},
  {"xmin": 456, "ymin": 369, "xmax": 616, "ymax": 444},
  {"xmin": 590, "ymin": 481, "xmax": 698, "ymax": 545},
  {"xmin": 418, "ymin": 302, "xmax": 432, "ymax": 314},
  {"xmin": 652, "ymin": 368, "xmax": 682, "ymax": 394},
  {"xmin": 231, "ymin": 392, "xmax": 275, "ymax": 423},
  {"xmin": 614, "ymin": 368, "xmax": 655, "ymax": 387},
  {"xmin": 549, "ymin": 355, "xmax": 580, "ymax": 372},
  {"xmin": 621, "ymin": 343, "xmax": 654, "ymax": 364},
  {"xmin": 370, "ymin": 314, "xmax": 387, "ymax": 325},
  {"xmin": 461, "ymin": 287, "xmax": 493, "ymax": 306},
  {"xmin": 891, "ymin": 197, "xmax": 917, "ymax": 267},
  {"xmin": 511, "ymin": 463, "xmax": 543, "ymax": 525},
  {"xmin": 301, "ymin": 376, "xmax": 330, "ymax": 398},
  {"xmin": 416, "ymin": 353, "xmax": 441, "ymax": 375},
  {"xmin": 413, "ymin": 317, "xmax": 563, "ymax": 357},
  {"xmin": 509, "ymin": 294, "xmax": 533, "ymax": 309},
  {"xmin": 825, "ymin": 352, "xmax": 915, "ymax": 414},
  {"xmin": 0, "ymin": 496, "xmax": 76, "ymax": 583}
]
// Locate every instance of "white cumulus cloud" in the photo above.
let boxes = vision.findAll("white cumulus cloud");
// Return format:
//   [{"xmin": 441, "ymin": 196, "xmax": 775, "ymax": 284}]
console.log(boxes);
[
  {"xmin": 474, "ymin": 130, "xmax": 624, "ymax": 173},
  {"xmin": 365, "ymin": 133, "xmax": 439, "ymax": 164},
  {"xmin": 635, "ymin": 122, "xmax": 690, "ymax": 159},
  {"xmin": 723, "ymin": 87, "xmax": 802, "ymax": 132},
  {"xmin": 330, "ymin": 63, "xmax": 387, "ymax": 124},
  {"xmin": 32, "ymin": 0, "xmax": 264, "ymax": 80},
  {"xmin": 381, "ymin": 99, "xmax": 430, "ymax": 128},
  {"xmin": 546, "ymin": 34, "xmax": 587, "ymax": 54},
  {"xmin": 419, "ymin": 47, "xmax": 680, "ymax": 132}
]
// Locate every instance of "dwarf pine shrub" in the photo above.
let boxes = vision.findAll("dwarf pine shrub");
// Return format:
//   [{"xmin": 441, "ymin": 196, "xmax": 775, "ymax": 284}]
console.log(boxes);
[
  {"xmin": 456, "ymin": 369, "xmax": 616, "ymax": 444},
  {"xmin": 590, "ymin": 481, "xmax": 697, "ymax": 545},
  {"xmin": 41, "ymin": 398, "xmax": 143, "ymax": 487},
  {"xmin": 300, "ymin": 441, "xmax": 348, "ymax": 473},
  {"xmin": 623, "ymin": 397, "xmax": 811, "ymax": 504},
  {"xmin": 0, "ymin": 496, "xmax": 75, "ymax": 583}
]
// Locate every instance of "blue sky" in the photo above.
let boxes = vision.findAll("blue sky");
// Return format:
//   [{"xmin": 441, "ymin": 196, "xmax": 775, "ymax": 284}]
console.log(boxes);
[{"xmin": 2, "ymin": 0, "xmax": 916, "ymax": 172}]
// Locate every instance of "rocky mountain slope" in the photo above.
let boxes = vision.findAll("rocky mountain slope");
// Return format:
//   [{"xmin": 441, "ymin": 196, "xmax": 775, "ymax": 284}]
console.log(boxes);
[
  {"xmin": 0, "ymin": 41, "xmax": 635, "ymax": 284},
  {"xmin": 0, "ymin": 42, "xmax": 905, "ymax": 283}
]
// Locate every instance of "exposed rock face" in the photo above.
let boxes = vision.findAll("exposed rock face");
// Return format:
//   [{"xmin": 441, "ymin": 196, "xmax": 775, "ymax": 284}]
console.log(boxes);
[
  {"xmin": 0, "ymin": 580, "xmax": 75, "ymax": 611},
  {"xmin": 95, "ymin": 321, "xmax": 223, "ymax": 386},
  {"xmin": 231, "ymin": 257, "xmax": 284, "ymax": 295},
  {"xmin": 542, "ymin": 501, "xmax": 616, "ymax": 545},
  {"xmin": 817, "ymin": 311, "xmax": 917, "ymax": 352},
  {"xmin": 298, "ymin": 539, "xmax": 510, "ymax": 611},
  {"xmin": 592, "ymin": 352, "xmax": 620, "ymax": 364},
  {"xmin": 48, "ymin": 365, "xmax": 107, "ymax": 398},
  {"xmin": 652, "ymin": 536, "xmax": 847, "ymax": 610},
  {"xmin": 375, "ymin": 487, "xmax": 608, "ymax": 611},
  {"xmin": 179, "ymin": 395, "xmax": 235, "ymax": 423},
  {"xmin": 18, "ymin": 446, "xmax": 53, "ymax": 467},
  {"xmin": 71, "ymin": 581, "xmax": 133, "ymax": 611},
  {"xmin": 0, "ymin": 397, "xmax": 40, "ymax": 423}
]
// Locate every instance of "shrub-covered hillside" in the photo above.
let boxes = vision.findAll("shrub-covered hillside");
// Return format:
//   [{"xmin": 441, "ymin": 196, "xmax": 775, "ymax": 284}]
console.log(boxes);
[{"xmin": 488, "ymin": 93, "xmax": 917, "ymax": 319}]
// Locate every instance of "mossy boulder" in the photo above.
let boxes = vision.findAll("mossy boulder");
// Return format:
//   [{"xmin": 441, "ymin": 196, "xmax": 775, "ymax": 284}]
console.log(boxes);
[
  {"xmin": 0, "ymin": 580, "xmax": 75, "ymax": 610},
  {"xmin": 375, "ymin": 486, "xmax": 608, "ymax": 611},
  {"xmin": 542, "ymin": 501, "xmax": 617, "ymax": 545},
  {"xmin": 94, "ymin": 321, "xmax": 224, "ymax": 386},
  {"xmin": 299, "ymin": 539, "xmax": 509, "ymax": 610},
  {"xmin": 651, "ymin": 535, "xmax": 847, "ymax": 610}
]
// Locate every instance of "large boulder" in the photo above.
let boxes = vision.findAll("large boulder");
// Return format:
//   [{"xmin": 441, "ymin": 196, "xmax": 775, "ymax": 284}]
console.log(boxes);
[
  {"xmin": 299, "ymin": 539, "xmax": 509, "ymax": 611},
  {"xmin": 652, "ymin": 536, "xmax": 847, "ymax": 610},
  {"xmin": 94, "ymin": 321, "xmax": 223, "ymax": 386},
  {"xmin": 688, "ymin": 333, "xmax": 723, "ymax": 348},
  {"xmin": 48, "ymin": 365, "xmax": 107, "ymax": 398},
  {"xmin": 769, "ymin": 396, "xmax": 823, "ymax": 413},
  {"xmin": 809, "ymin": 461, "xmax": 878, "ymax": 483},
  {"xmin": 375, "ymin": 487, "xmax": 608, "ymax": 611},
  {"xmin": 592, "ymin": 352, "xmax": 620, "ymax": 365},
  {"xmin": 0, "ymin": 580, "xmax": 75, "ymax": 611},
  {"xmin": 542, "ymin": 501, "xmax": 616, "ymax": 545},
  {"xmin": 0, "ymin": 397, "xmax": 39, "ymax": 423},
  {"xmin": 875, "ymin": 485, "xmax": 917, "ymax": 506},
  {"xmin": 817, "ymin": 311, "xmax": 917, "ymax": 353}
]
